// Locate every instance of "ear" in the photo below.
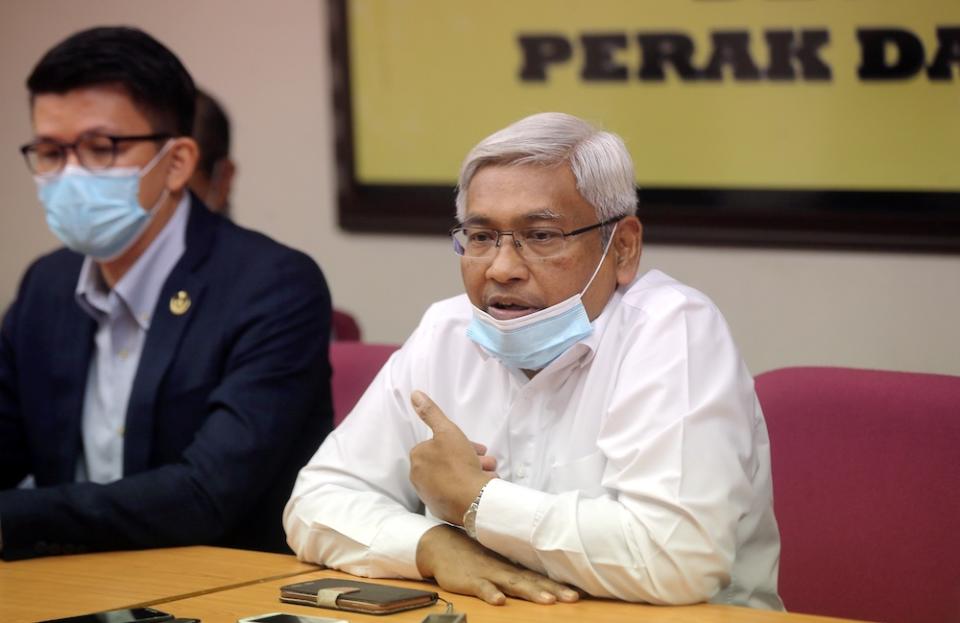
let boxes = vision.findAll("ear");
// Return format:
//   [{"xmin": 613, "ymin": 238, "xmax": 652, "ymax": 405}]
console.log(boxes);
[
  {"xmin": 613, "ymin": 216, "xmax": 642, "ymax": 287},
  {"xmin": 164, "ymin": 136, "xmax": 199, "ymax": 193}
]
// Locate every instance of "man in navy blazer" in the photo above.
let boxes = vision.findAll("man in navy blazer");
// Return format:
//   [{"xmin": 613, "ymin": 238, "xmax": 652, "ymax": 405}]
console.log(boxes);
[{"xmin": 0, "ymin": 27, "xmax": 333, "ymax": 560}]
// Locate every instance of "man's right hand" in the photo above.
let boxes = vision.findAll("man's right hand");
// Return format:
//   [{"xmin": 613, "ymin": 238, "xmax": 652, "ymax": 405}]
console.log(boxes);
[{"xmin": 415, "ymin": 524, "xmax": 579, "ymax": 606}]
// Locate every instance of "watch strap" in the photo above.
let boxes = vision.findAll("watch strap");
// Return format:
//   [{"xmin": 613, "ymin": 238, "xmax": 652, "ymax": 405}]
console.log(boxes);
[{"xmin": 462, "ymin": 483, "xmax": 488, "ymax": 539}]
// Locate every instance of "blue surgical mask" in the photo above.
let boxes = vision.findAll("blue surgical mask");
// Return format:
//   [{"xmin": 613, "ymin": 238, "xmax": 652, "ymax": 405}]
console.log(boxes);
[
  {"xmin": 34, "ymin": 141, "xmax": 172, "ymax": 260},
  {"xmin": 467, "ymin": 223, "xmax": 618, "ymax": 371}
]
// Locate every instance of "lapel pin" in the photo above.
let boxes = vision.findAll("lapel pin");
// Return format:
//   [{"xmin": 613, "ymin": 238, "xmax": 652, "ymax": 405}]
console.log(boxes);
[{"xmin": 169, "ymin": 290, "xmax": 191, "ymax": 316}]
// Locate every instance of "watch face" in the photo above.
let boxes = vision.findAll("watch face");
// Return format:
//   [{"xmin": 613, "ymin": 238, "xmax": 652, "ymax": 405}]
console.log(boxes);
[
  {"xmin": 463, "ymin": 502, "xmax": 479, "ymax": 538},
  {"xmin": 463, "ymin": 485, "xmax": 487, "ymax": 539}
]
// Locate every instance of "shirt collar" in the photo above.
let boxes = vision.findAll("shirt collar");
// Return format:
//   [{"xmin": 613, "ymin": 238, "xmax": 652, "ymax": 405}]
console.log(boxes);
[
  {"xmin": 74, "ymin": 193, "xmax": 190, "ymax": 330},
  {"xmin": 74, "ymin": 259, "xmax": 111, "ymax": 321}
]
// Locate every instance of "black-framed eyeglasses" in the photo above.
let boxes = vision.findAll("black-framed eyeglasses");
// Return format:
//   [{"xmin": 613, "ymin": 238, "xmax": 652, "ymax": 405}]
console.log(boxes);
[
  {"xmin": 451, "ymin": 215, "xmax": 624, "ymax": 260},
  {"xmin": 19, "ymin": 132, "xmax": 171, "ymax": 176}
]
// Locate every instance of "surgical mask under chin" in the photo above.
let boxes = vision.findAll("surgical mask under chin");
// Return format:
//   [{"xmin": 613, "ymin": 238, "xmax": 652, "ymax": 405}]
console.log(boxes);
[
  {"xmin": 35, "ymin": 142, "xmax": 172, "ymax": 261},
  {"xmin": 467, "ymin": 224, "xmax": 618, "ymax": 371}
]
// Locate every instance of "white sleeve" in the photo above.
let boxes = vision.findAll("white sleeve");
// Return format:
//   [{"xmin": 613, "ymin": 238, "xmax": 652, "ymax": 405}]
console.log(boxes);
[
  {"xmin": 283, "ymin": 340, "xmax": 442, "ymax": 579},
  {"xmin": 473, "ymin": 297, "xmax": 764, "ymax": 605}
]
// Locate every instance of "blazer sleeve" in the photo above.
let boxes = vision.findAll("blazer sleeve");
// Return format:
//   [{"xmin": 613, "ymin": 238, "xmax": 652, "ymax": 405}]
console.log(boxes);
[
  {"xmin": 0, "ymin": 245, "xmax": 332, "ymax": 560},
  {"xmin": 0, "ymin": 266, "xmax": 32, "ymax": 490}
]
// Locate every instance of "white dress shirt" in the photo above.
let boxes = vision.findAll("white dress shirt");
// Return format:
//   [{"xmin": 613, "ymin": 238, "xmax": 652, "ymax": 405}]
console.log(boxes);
[
  {"xmin": 284, "ymin": 269, "xmax": 783, "ymax": 610},
  {"xmin": 74, "ymin": 194, "xmax": 189, "ymax": 483}
]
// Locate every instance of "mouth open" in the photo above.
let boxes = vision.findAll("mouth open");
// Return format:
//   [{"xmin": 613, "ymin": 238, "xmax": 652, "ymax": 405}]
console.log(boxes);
[{"xmin": 487, "ymin": 301, "xmax": 539, "ymax": 321}]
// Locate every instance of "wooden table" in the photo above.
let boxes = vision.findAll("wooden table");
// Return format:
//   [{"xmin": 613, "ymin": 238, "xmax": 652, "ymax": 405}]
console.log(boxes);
[
  {"xmin": 0, "ymin": 547, "xmax": 870, "ymax": 623},
  {"xmin": 159, "ymin": 568, "xmax": 867, "ymax": 623},
  {"xmin": 0, "ymin": 546, "xmax": 317, "ymax": 623}
]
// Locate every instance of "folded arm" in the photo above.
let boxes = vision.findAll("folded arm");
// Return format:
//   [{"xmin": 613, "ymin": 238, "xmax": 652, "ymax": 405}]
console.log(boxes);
[{"xmin": 467, "ymin": 305, "xmax": 762, "ymax": 604}]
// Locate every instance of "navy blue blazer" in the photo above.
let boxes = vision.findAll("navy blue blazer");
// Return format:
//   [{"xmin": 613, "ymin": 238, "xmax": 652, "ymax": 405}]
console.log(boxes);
[{"xmin": 0, "ymin": 198, "xmax": 333, "ymax": 560}]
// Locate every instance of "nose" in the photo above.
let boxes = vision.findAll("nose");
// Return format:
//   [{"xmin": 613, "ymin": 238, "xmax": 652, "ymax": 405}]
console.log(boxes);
[
  {"xmin": 484, "ymin": 232, "xmax": 528, "ymax": 283},
  {"xmin": 63, "ymin": 145, "xmax": 83, "ymax": 167}
]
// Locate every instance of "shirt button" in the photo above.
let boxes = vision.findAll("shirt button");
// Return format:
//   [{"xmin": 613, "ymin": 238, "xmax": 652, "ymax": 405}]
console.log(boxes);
[
  {"xmin": 516, "ymin": 467, "xmax": 526, "ymax": 479},
  {"xmin": 118, "ymin": 349, "xmax": 129, "ymax": 360},
  {"xmin": 118, "ymin": 426, "xmax": 125, "ymax": 437}
]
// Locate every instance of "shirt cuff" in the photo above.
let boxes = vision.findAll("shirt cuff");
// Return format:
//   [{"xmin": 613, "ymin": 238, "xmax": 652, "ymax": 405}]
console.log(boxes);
[
  {"xmin": 475, "ymin": 478, "xmax": 551, "ymax": 573},
  {"xmin": 370, "ymin": 511, "xmax": 444, "ymax": 579}
]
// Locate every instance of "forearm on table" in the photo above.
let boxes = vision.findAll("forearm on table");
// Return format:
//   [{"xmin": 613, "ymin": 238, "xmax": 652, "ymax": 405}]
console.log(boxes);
[
  {"xmin": 0, "ymin": 464, "xmax": 224, "ymax": 560},
  {"xmin": 474, "ymin": 478, "xmax": 734, "ymax": 604},
  {"xmin": 284, "ymin": 483, "xmax": 442, "ymax": 578}
]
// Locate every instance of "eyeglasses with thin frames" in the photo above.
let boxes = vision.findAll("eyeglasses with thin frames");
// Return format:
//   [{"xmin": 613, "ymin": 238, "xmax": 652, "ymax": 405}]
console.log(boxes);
[
  {"xmin": 451, "ymin": 215, "xmax": 623, "ymax": 261},
  {"xmin": 19, "ymin": 131, "xmax": 171, "ymax": 176}
]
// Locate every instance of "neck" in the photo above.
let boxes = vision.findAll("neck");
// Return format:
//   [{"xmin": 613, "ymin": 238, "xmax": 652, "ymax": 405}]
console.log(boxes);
[{"xmin": 98, "ymin": 190, "xmax": 181, "ymax": 288}]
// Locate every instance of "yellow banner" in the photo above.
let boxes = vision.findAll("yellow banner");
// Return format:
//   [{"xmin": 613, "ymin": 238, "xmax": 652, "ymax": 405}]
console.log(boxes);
[{"xmin": 347, "ymin": 0, "xmax": 960, "ymax": 191}]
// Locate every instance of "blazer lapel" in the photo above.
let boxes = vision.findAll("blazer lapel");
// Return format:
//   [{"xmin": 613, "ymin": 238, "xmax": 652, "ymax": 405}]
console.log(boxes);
[
  {"xmin": 53, "ymin": 304, "xmax": 96, "ymax": 482},
  {"xmin": 123, "ymin": 197, "xmax": 217, "ymax": 475}
]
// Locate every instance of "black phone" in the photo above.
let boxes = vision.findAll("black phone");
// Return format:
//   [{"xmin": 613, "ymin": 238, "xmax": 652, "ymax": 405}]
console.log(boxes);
[{"xmin": 36, "ymin": 607, "xmax": 175, "ymax": 623}]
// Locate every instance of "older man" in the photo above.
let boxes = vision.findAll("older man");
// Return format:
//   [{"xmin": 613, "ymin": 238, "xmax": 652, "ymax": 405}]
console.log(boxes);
[{"xmin": 285, "ymin": 113, "xmax": 782, "ymax": 610}]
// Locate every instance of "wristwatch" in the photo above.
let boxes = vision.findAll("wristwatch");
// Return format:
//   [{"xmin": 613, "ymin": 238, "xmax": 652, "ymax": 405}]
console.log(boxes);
[{"xmin": 462, "ymin": 483, "xmax": 487, "ymax": 539}]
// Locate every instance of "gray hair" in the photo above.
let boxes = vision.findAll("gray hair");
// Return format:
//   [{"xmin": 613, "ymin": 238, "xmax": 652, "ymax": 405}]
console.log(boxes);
[{"xmin": 455, "ymin": 113, "xmax": 638, "ymax": 231}]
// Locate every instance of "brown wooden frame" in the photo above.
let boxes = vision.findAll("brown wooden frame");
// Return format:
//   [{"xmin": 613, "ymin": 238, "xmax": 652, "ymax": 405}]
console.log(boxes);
[{"xmin": 329, "ymin": 0, "xmax": 960, "ymax": 252}]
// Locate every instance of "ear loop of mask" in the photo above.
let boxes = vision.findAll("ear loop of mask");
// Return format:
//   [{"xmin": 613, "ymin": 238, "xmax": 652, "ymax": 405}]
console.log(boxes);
[
  {"xmin": 138, "ymin": 139, "xmax": 175, "ymax": 220},
  {"xmin": 140, "ymin": 139, "xmax": 174, "ymax": 180},
  {"xmin": 99, "ymin": 140, "xmax": 175, "ymax": 262},
  {"xmin": 578, "ymin": 221, "xmax": 619, "ymax": 298}
]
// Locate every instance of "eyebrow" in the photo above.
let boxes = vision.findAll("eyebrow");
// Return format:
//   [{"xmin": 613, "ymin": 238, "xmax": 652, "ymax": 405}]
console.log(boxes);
[
  {"xmin": 33, "ymin": 126, "xmax": 118, "ymax": 142},
  {"xmin": 460, "ymin": 209, "xmax": 563, "ymax": 228}
]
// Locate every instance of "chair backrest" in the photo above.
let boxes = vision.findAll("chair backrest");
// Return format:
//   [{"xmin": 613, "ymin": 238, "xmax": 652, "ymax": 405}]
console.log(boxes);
[
  {"xmin": 755, "ymin": 366, "xmax": 960, "ymax": 623},
  {"xmin": 330, "ymin": 342, "xmax": 400, "ymax": 426},
  {"xmin": 332, "ymin": 309, "xmax": 362, "ymax": 341}
]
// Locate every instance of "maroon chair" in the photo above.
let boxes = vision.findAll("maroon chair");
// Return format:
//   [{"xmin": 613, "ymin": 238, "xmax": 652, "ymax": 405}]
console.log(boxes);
[
  {"xmin": 755, "ymin": 366, "xmax": 960, "ymax": 623},
  {"xmin": 332, "ymin": 309, "xmax": 362, "ymax": 341},
  {"xmin": 329, "ymin": 341, "xmax": 400, "ymax": 426}
]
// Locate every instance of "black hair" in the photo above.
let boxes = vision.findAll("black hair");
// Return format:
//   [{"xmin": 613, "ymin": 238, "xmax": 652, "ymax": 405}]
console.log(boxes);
[
  {"xmin": 193, "ymin": 88, "xmax": 231, "ymax": 177},
  {"xmin": 26, "ymin": 26, "xmax": 196, "ymax": 136}
]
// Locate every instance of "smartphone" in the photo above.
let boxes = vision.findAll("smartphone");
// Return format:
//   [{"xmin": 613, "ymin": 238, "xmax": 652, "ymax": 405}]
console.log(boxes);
[
  {"xmin": 237, "ymin": 614, "xmax": 347, "ymax": 623},
  {"xmin": 36, "ymin": 607, "xmax": 174, "ymax": 623}
]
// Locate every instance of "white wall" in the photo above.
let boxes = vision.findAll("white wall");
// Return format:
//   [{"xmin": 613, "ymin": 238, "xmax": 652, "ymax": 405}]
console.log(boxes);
[{"xmin": 1, "ymin": 0, "xmax": 958, "ymax": 376}]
